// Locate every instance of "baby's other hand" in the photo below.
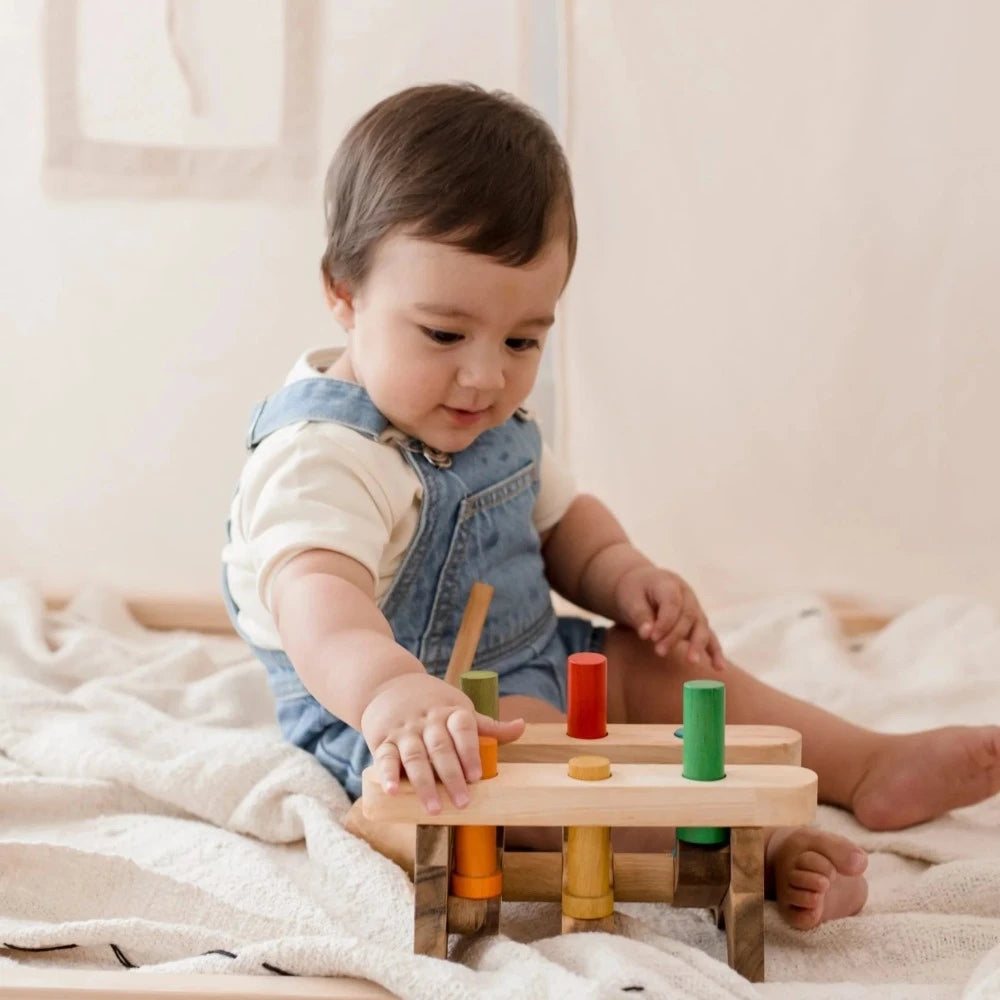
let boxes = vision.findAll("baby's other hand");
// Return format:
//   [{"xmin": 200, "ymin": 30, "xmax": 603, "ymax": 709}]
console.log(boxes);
[
  {"xmin": 614, "ymin": 566, "xmax": 728, "ymax": 671},
  {"xmin": 360, "ymin": 672, "xmax": 524, "ymax": 815}
]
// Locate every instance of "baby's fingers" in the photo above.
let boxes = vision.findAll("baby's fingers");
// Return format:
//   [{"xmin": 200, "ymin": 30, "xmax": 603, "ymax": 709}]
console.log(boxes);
[
  {"xmin": 684, "ymin": 619, "xmax": 712, "ymax": 666},
  {"xmin": 619, "ymin": 588, "xmax": 656, "ymax": 640},
  {"xmin": 478, "ymin": 714, "xmax": 526, "ymax": 746},
  {"xmin": 397, "ymin": 734, "xmax": 441, "ymax": 815},
  {"xmin": 707, "ymin": 632, "xmax": 729, "ymax": 672},
  {"xmin": 647, "ymin": 588, "xmax": 683, "ymax": 645},
  {"xmin": 656, "ymin": 603, "xmax": 694, "ymax": 656},
  {"xmin": 372, "ymin": 740, "xmax": 402, "ymax": 795},
  {"xmin": 424, "ymin": 719, "xmax": 471, "ymax": 809},
  {"xmin": 446, "ymin": 710, "xmax": 485, "ymax": 784}
]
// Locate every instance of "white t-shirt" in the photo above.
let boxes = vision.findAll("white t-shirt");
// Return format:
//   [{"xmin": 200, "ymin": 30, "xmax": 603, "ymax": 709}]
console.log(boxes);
[{"xmin": 223, "ymin": 348, "xmax": 578, "ymax": 649}]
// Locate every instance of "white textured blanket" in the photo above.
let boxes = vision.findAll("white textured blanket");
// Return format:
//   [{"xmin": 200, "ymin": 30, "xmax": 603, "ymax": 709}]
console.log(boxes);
[{"xmin": 0, "ymin": 580, "xmax": 998, "ymax": 998}]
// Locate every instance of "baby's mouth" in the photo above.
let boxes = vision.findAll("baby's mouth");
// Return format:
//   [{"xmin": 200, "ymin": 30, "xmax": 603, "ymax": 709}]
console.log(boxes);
[{"xmin": 443, "ymin": 405, "xmax": 489, "ymax": 425}]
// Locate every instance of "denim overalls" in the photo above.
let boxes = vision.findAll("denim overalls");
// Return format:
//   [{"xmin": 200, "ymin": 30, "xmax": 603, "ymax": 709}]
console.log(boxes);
[{"xmin": 222, "ymin": 377, "xmax": 604, "ymax": 799}]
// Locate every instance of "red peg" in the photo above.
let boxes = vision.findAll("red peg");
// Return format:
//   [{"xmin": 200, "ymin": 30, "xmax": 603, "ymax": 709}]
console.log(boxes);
[{"xmin": 566, "ymin": 652, "xmax": 608, "ymax": 739}]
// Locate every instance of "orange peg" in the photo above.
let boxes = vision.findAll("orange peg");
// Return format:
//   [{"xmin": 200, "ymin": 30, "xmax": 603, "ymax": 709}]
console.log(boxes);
[
  {"xmin": 478, "ymin": 735, "xmax": 498, "ymax": 778},
  {"xmin": 450, "ymin": 736, "xmax": 502, "ymax": 899}
]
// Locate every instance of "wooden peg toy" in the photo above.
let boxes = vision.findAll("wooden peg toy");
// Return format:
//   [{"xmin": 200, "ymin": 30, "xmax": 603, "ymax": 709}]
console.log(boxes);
[
  {"xmin": 354, "ymin": 590, "xmax": 812, "ymax": 981},
  {"xmin": 359, "ymin": 662, "xmax": 814, "ymax": 982}
]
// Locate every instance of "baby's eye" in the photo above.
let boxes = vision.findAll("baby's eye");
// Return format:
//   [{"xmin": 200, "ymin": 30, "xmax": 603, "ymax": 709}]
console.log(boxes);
[
  {"xmin": 506, "ymin": 337, "xmax": 540, "ymax": 352},
  {"xmin": 421, "ymin": 327, "xmax": 463, "ymax": 345}
]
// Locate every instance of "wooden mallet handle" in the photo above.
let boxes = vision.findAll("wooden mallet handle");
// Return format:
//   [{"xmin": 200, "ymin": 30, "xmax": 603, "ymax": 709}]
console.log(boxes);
[{"xmin": 443, "ymin": 581, "xmax": 494, "ymax": 688}]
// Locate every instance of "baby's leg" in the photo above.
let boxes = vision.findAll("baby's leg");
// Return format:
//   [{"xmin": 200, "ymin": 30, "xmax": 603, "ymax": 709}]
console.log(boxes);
[{"xmin": 604, "ymin": 626, "xmax": 1000, "ymax": 830}]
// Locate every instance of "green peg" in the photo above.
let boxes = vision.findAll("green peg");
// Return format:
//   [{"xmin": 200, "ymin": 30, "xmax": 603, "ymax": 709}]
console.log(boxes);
[
  {"xmin": 677, "ymin": 679, "xmax": 728, "ymax": 845},
  {"xmin": 461, "ymin": 669, "xmax": 499, "ymax": 720}
]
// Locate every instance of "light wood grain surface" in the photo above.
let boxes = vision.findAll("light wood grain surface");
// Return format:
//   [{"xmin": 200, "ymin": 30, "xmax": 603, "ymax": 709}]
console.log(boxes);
[
  {"xmin": 363, "ymin": 762, "xmax": 817, "ymax": 827},
  {"xmin": 0, "ymin": 969, "xmax": 396, "ymax": 999},
  {"xmin": 500, "ymin": 723, "xmax": 802, "ymax": 765}
]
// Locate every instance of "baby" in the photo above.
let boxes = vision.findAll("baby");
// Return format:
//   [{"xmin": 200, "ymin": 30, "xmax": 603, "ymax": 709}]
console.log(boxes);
[{"xmin": 223, "ymin": 82, "xmax": 999, "ymax": 931}]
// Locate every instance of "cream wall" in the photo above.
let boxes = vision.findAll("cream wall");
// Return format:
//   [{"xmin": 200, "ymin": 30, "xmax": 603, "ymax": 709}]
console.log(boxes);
[
  {"xmin": 4, "ymin": 1, "xmax": 999, "ymax": 611},
  {"xmin": 1, "ymin": 0, "xmax": 557, "ymax": 600},
  {"xmin": 560, "ymin": 1, "xmax": 1000, "ymax": 609}
]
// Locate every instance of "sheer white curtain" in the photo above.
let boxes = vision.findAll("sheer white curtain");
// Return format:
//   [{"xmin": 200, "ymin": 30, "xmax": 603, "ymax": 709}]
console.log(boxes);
[{"xmin": 558, "ymin": 1, "xmax": 1000, "ymax": 607}]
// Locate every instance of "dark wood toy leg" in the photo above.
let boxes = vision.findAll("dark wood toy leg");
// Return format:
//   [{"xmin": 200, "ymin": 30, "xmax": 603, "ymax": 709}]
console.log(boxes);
[
  {"xmin": 719, "ymin": 827, "xmax": 765, "ymax": 982},
  {"xmin": 414, "ymin": 825, "xmax": 449, "ymax": 958}
]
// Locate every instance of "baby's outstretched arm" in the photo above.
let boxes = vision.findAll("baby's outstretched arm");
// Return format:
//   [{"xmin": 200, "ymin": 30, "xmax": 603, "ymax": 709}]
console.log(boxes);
[
  {"xmin": 272, "ymin": 550, "xmax": 524, "ymax": 813},
  {"xmin": 542, "ymin": 494, "xmax": 728, "ymax": 670}
]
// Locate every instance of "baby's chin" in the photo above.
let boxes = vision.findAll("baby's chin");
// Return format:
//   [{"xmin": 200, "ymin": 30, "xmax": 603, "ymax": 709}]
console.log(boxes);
[{"xmin": 419, "ymin": 424, "xmax": 494, "ymax": 455}]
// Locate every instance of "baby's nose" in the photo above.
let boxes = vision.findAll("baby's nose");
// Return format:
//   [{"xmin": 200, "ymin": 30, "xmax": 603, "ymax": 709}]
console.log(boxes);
[{"xmin": 457, "ymin": 361, "xmax": 505, "ymax": 391}]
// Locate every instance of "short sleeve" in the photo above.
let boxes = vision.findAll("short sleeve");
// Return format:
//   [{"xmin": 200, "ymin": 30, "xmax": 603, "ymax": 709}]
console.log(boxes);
[
  {"xmin": 236, "ymin": 424, "xmax": 414, "ymax": 612},
  {"xmin": 533, "ymin": 443, "xmax": 577, "ymax": 533}
]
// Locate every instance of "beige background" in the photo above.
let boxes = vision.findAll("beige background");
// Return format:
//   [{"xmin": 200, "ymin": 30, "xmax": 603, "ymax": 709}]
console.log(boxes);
[
  {"xmin": 560, "ymin": 0, "xmax": 1000, "ymax": 609},
  {"xmin": 3, "ymin": 1, "xmax": 999, "ymax": 611},
  {"xmin": 1, "ymin": 0, "xmax": 556, "ymax": 598}
]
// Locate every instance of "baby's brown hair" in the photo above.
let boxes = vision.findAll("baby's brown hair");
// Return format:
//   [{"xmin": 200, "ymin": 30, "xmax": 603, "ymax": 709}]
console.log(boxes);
[{"xmin": 321, "ymin": 82, "xmax": 576, "ymax": 289}]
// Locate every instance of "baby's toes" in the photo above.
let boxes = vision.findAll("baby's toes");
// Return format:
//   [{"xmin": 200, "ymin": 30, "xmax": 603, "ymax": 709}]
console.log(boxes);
[
  {"xmin": 789, "ymin": 868, "xmax": 831, "ymax": 895},
  {"xmin": 780, "ymin": 868, "xmax": 829, "ymax": 914},
  {"xmin": 809, "ymin": 834, "xmax": 869, "ymax": 877},
  {"xmin": 796, "ymin": 849, "xmax": 837, "ymax": 878},
  {"xmin": 782, "ymin": 885, "xmax": 824, "ymax": 910}
]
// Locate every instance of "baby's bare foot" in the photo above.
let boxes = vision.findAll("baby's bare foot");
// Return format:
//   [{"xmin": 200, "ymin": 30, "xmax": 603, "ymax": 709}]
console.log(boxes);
[
  {"xmin": 767, "ymin": 827, "xmax": 868, "ymax": 930},
  {"xmin": 852, "ymin": 726, "xmax": 1000, "ymax": 830}
]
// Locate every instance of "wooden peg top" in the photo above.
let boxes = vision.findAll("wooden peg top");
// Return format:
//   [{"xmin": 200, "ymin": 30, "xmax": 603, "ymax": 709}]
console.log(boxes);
[{"xmin": 568, "ymin": 755, "xmax": 612, "ymax": 781}]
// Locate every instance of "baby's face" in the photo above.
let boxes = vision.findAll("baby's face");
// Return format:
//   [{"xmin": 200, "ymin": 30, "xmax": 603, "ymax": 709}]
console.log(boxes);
[{"xmin": 332, "ymin": 232, "xmax": 568, "ymax": 453}]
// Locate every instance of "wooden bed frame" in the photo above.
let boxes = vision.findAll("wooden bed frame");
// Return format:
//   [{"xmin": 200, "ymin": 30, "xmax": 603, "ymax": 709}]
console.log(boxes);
[{"xmin": 2, "ymin": 594, "xmax": 893, "ymax": 1000}]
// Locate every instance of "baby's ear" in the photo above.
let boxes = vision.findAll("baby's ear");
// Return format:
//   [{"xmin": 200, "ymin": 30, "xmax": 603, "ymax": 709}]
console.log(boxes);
[{"xmin": 321, "ymin": 269, "xmax": 355, "ymax": 329}]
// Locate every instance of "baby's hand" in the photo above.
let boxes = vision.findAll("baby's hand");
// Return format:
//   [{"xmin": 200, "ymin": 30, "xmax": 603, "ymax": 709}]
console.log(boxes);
[
  {"xmin": 360, "ymin": 672, "xmax": 524, "ymax": 814},
  {"xmin": 614, "ymin": 566, "xmax": 728, "ymax": 671}
]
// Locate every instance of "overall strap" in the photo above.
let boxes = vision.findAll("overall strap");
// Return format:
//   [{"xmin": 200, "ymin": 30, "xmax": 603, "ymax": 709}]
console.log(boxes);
[{"xmin": 245, "ymin": 378, "xmax": 390, "ymax": 450}]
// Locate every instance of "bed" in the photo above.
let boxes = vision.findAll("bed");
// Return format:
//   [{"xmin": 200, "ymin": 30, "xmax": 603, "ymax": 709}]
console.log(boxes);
[{"xmin": 1, "ymin": 579, "xmax": 998, "ymax": 999}]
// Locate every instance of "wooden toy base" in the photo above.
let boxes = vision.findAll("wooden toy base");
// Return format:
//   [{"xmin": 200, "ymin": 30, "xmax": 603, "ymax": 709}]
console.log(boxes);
[{"xmin": 410, "ymin": 824, "xmax": 766, "ymax": 981}]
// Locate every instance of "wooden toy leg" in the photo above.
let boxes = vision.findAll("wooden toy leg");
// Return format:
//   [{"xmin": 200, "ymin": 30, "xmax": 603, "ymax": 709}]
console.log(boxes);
[
  {"xmin": 673, "ymin": 838, "xmax": 730, "ymax": 908},
  {"xmin": 414, "ymin": 825, "xmax": 449, "ymax": 958},
  {"xmin": 719, "ymin": 827, "xmax": 765, "ymax": 982}
]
